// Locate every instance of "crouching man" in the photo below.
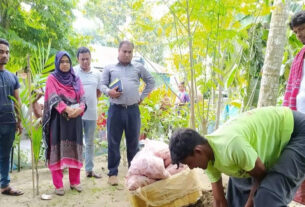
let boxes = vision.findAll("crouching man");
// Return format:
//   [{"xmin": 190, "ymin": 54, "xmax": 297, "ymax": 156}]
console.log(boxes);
[{"xmin": 169, "ymin": 106, "xmax": 305, "ymax": 207}]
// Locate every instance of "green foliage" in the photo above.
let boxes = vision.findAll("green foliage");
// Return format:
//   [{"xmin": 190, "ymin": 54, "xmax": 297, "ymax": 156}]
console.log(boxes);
[
  {"xmin": 9, "ymin": 42, "xmax": 55, "ymax": 195},
  {"xmin": 11, "ymin": 42, "xmax": 54, "ymax": 167},
  {"xmin": 29, "ymin": 40, "xmax": 55, "ymax": 92},
  {"xmin": 83, "ymin": 0, "xmax": 280, "ymax": 130},
  {"xmin": 0, "ymin": 0, "xmax": 89, "ymax": 72},
  {"xmin": 84, "ymin": 0, "xmax": 166, "ymax": 63},
  {"xmin": 31, "ymin": 125, "xmax": 43, "ymax": 163},
  {"xmin": 231, "ymin": 23, "xmax": 267, "ymax": 110},
  {"xmin": 84, "ymin": 0, "xmax": 128, "ymax": 46},
  {"xmin": 140, "ymin": 87, "xmax": 189, "ymax": 140},
  {"xmin": 1, "ymin": 0, "xmax": 300, "ymax": 136},
  {"xmin": 96, "ymin": 86, "xmax": 189, "ymax": 141},
  {"xmin": 151, "ymin": 0, "xmax": 271, "ymax": 128}
]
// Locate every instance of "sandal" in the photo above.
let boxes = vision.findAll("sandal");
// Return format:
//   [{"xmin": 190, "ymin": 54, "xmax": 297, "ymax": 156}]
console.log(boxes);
[
  {"xmin": 1, "ymin": 187, "xmax": 24, "ymax": 196},
  {"xmin": 54, "ymin": 188, "xmax": 65, "ymax": 196},
  {"xmin": 70, "ymin": 185, "xmax": 82, "ymax": 192}
]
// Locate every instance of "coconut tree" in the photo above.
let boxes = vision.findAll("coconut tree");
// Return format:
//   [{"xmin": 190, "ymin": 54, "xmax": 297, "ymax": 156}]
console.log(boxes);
[{"xmin": 257, "ymin": 0, "xmax": 289, "ymax": 107}]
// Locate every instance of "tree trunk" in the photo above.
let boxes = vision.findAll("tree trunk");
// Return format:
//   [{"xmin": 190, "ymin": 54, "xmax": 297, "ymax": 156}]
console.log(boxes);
[
  {"xmin": 257, "ymin": 0, "xmax": 289, "ymax": 107},
  {"xmin": 215, "ymin": 83, "xmax": 223, "ymax": 129},
  {"xmin": 18, "ymin": 141, "xmax": 20, "ymax": 172},
  {"xmin": 26, "ymin": 56, "xmax": 36, "ymax": 197},
  {"xmin": 186, "ymin": 0, "xmax": 196, "ymax": 129},
  {"xmin": 35, "ymin": 165, "xmax": 39, "ymax": 195}
]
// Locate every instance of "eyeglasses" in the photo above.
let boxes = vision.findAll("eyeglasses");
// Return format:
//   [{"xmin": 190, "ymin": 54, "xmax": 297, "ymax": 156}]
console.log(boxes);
[{"xmin": 60, "ymin": 60, "xmax": 70, "ymax": 64}]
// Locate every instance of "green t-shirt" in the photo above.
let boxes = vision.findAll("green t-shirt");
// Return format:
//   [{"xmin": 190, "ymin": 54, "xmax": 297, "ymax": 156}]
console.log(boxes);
[{"xmin": 205, "ymin": 106, "xmax": 294, "ymax": 183}]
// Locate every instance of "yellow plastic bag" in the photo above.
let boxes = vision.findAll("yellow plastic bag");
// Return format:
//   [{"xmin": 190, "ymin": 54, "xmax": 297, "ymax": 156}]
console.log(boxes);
[{"xmin": 129, "ymin": 168, "xmax": 206, "ymax": 207}]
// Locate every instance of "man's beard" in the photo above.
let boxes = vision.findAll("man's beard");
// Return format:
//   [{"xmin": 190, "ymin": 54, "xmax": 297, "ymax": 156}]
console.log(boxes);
[{"xmin": 0, "ymin": 61, "xmax": 7, "ymax": 65}]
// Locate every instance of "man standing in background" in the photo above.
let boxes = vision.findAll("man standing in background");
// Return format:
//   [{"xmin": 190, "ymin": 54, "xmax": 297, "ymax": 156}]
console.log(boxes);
[
  {"xmin": 0, "ymin": 38, "xmax": 23, "ymax": 196},
  {"xmin": 283, "ymin": 10, "xmax": 305, "ymax": 204},
  {"xmin": 101, "ymin": 40, "xmax": 155, "ymax": 186},
  {"xmin": 75, "ymin": 47, "xmax": 102, "ymax": 179}
]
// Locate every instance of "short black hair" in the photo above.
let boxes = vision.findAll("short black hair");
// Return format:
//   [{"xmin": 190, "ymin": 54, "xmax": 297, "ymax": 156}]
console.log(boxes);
[
  {"xmin": 76, "ymin": 46, "xmax": 91, "ymax": 58},
  {"xmin": 0, "ymin": 38, "xmax": 9, "ymax": 47},
  {"xmin": 119, "ymin": 40, "xmax": 134, "ymax": 49},
  {"xmin": 290, "ymin": 11, "xmax": 305, "ymax": 30},
  {"xmin": 169, "ymin": 128, "xmax": 208, "ymax": 165}
]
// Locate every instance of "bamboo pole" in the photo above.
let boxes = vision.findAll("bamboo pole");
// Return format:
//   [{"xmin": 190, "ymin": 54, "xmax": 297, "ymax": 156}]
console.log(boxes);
[
  {"xmin": 10, "ymin": 148, "xmax": 13, "ymax": 173},
  {"xmin": 27, "ymin": 55, "xmax": 35, "ymax": 197},
  {"xmin": 215, "ymin": 83, "xmax": 223, "ymax": 130},
  {"xmin": 18, "ymin": 140, "xmax": 20, "ymax": 172},
  {"xmin": 186, "ymin": 0, "xmax": 196, "ymax": 129},
  {"xmin": 35, "ymin": 165, "xmax": 39, "ymax": 195}
]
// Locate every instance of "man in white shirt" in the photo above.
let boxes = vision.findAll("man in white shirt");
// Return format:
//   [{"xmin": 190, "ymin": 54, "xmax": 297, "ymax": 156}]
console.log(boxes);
[{"xmin": 74, "ymin": 47, "xmax": 102, "ymax": 178}]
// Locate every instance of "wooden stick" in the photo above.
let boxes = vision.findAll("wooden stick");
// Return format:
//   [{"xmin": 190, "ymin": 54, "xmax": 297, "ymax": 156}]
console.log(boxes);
[{"xmin": 27, "ymin": 55, "xmax": 35, "ymax": 197}]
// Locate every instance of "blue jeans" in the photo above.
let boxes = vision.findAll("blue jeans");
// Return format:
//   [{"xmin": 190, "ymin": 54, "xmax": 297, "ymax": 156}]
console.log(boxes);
[
  {"xmin": 107, "ymin": 104, "xmax": 140, "ymax": 176},
  {"xmin": 0, "ymin": 124, "xmax": 16, "ymax": 188},
  {"xmin": 82, "ymin": 119, "xmax": 97, "ymax": 172}
]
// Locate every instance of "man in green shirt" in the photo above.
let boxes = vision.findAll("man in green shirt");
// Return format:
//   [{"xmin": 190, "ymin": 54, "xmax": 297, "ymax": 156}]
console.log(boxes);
[{"xmin": 169, "ymin": 107, "xmax": 305, "ymax": 207}]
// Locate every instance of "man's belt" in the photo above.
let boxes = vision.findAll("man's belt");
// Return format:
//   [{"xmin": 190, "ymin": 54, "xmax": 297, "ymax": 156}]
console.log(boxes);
[{"xmin": 111, "ymin": 103, "xmax": 138, "ymax": 109}]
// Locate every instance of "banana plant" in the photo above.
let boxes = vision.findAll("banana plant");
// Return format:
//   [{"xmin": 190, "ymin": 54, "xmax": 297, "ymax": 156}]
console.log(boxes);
[{"xmin": 11, "ymin": 40, "xmax": 54, "ymax": 196}]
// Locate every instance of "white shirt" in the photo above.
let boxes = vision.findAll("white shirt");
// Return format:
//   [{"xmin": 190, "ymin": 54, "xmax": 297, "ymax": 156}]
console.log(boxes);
[
  {"xmin": 74, "ymin": 65, "xmax": 102, "ymax": 120},
  {"xmin": 296, "ymin": 60, "xmax": 305, "ymax": 113}
]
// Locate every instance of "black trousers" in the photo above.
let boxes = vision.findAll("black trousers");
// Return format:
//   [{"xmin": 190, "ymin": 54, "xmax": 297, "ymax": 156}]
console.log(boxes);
[{"xmin": 107, "ymin": 104, "xmax": 140, "ymax": 176}]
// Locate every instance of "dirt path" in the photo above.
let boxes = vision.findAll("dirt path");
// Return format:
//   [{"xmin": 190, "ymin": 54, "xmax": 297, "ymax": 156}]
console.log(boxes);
[
  {"xmin": 0, "ymin": 156, "xmax": 130, "ymax": 207},
  {"xmin": 0, "ymin": 155, "xmax": 304, "ymax": 207}
]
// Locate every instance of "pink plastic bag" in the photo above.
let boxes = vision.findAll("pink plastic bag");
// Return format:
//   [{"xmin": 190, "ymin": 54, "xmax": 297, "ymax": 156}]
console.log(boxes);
[
  {"xmin": 142, "ymin": 140, "xmax": 172, "ymax": 167},
  {"xmin": 142, "ymin": 140, "xmax": 169, "ymax": 158},
  {"xmin": 127, "ymin": 151, "xmax": 170, "ymax": 179},
  {"xmin": 126, "ymin": 175, "xmax": 156, "ymax": 191},
  {"xmin": 164, "ymin": 155, "xmax": 172, "ymax": 168},
  {"xmin": 166, "ymin": 164, "xmax": 188, "ymax": 175}
]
